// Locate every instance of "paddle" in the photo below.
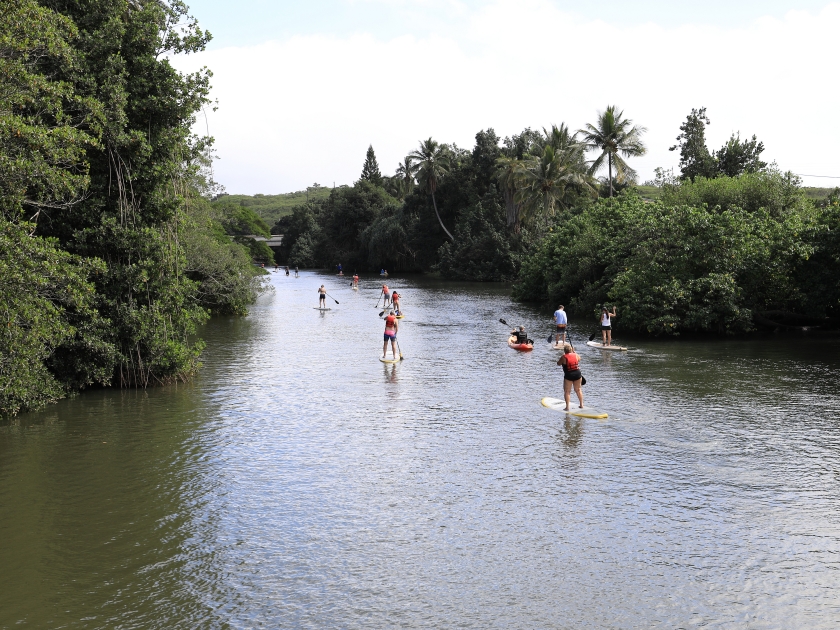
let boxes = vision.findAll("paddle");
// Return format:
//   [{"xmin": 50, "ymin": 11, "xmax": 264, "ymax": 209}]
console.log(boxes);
[
  {"xmin": 374, "ymin": 287, "xmax": 384, "ymax": 308},
  {"xmin": 396, "ymin": 338, "xmax": 404, "ymax": 360},
  {"xmin": 325, "ymin": 292, "xmax": 339, "ymax": 305}
]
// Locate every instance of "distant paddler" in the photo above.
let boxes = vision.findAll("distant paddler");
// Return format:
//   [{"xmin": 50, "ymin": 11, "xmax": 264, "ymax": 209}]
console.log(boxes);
[
  {"xmin": 599, "ymin": 305, "xmax": 617, "ymax": 346},
  {"xmin": 382, "ymin": 309, "xmax": 399, "ymax": 360},
  {"xmin": 294, "ymin": 266, "xmax": 299, "ymax": 277},
  {"xmin": 318, "ymin": 284, "xmax": 327, "ymax": 308},
  {"xmin": 352, "ymin": 273, "xmax": 359, "ymax": 288},
  {"xmin": 557, "ymin": 343, "xmax": 584, "ymax": 411},
  {"xmin": 553, "ymin": 304, "xmax": 567, "ymax": 345}
]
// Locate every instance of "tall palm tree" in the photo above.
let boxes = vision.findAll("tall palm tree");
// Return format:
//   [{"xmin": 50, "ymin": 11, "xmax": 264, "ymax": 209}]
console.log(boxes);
[
  {"xmin": 579, "ymin": 105, "xmax": 647, "ymax": 197},
  {"xmin": 394, "ymin": 156, "xmax": 415, "ymax": 200},
  {"xmin": 408, "ymin": 138, "xmax": 454, "ymax": 241},
  {"xmin": 537, "ymin": 123, "xmax": 576, "ymax": 155},
  {"xmin": 516, "ymin": 143, "xmax": 596, "ymax": 225},
  {"xmin": 494, "ymin": 155, "xmax": 525, "ymax": 232}
]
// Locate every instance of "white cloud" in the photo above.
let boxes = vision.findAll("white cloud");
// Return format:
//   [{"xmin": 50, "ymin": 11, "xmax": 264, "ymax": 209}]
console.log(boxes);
[{"xmin": 175, "ymin": 0, "xmax": 840, "ymax": 193}]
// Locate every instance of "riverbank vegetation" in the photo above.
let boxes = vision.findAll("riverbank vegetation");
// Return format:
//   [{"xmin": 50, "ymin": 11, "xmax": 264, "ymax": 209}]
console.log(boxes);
[
  {"xmin": 1, "ymin": 0, "xmax": 265, "ymax": 416},
  {"xmin": 274, "ymin": 106, "xmax": 839, "ymax": 335}
]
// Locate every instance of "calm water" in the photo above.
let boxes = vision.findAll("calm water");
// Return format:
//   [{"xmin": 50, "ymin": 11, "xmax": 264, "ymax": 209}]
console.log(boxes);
[{"xmin": 3, "ymin": 272, "xmax": 840, "ymax": 629}]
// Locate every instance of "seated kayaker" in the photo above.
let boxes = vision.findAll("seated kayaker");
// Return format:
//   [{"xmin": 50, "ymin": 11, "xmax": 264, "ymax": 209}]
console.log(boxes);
[{"xmin": 510, "ymin": 326, "xmax": 529, "ymax": 344}]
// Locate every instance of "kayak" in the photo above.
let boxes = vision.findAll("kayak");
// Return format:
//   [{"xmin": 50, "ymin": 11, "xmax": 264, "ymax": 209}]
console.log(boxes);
[
  {"xmin": 540, "ymin": 397, "xmax": 608, "ymax": 419},
  {"xmin": 508, "ymin": 336, "xmax": 533, "ymax": 352},
  {"xmin": 586, "ymin": 340, "xmax": 628, "ymax": 351}
]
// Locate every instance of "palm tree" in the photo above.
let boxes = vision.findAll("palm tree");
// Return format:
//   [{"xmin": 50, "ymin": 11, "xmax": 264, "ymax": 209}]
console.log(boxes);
[
  {"xmin": 408, "ymin": 138, "xmax": 454, "ymax": 241},
  {"xmin": 494, "ymin": 156, "xmax": 525, "ymax": 232},
  {"xmin": 579, "ymin": 105, "xmax": 647, "ymax": 197},
  {"xmin": 516, "ymin": 143, "xmax": 596, "ymax": 225},
  {"xmin": 394, "ymin": 156, "xmax": 415, "ymax": 200}
]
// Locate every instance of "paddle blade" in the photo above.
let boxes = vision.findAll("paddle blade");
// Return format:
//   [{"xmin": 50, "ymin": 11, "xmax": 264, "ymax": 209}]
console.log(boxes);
[
  {"xmin": 581, "ymin": 376, "xmax": 587, "ymax": 386},
  {"xmin": 547, "ymin": 334, "xmax": 554, "ymax": 343},
  {"xmin": 499, "ymin": 318, "xmax": 508, "ymax": 326},
  {"xmin": 589, "ymin": 333, "xmax": 597, "ymax": 341},
  {"xmin": 378, "ymin": 310, "xmax": 385, "ymax": 317}
]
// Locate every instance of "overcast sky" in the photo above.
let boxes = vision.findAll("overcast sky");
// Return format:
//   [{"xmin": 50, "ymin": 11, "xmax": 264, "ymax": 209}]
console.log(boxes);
[{"xmin": 173, "ymin": 0, "xmax": 840, "ymax": 194}]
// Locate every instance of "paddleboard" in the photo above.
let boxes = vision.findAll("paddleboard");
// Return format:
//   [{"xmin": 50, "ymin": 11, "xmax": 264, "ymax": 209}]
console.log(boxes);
[
  {"xmin": 541, "ymin": 397, "xmax": 608, "ymax": 419},
  {"xmin": 352, "ymin": 286, "xmax": 358, "ymax": 291},
  {"xmin": 314, "ymin": 307, "xmax": 331, "ymax": 311},
  {"xmin": 396, "ymin": 313, "xmax": 405, "ymax": 319},
  {"xmin": 379, "ymin": 356, "xmax": 403, "ymax": 363},
  {"xmin": 586, "ymin": 340, "xmax": 627, "ymax": 351}
]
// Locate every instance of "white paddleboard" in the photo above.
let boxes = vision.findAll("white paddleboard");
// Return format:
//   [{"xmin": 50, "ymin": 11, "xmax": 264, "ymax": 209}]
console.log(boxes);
[
  {"xmin": 379, "ymin": 356, "xmax": 403, "ymax": 363},
  {"xmin": 586, "ymin": 340, "xmax": 627, "ymax": 351},
  {"xmin": 314, "ymin": 307, "xmax": 331, "ymax": 311},
  {"xmin": 540, "ymin": 397, "xmax": 608, "ymax": 419}
]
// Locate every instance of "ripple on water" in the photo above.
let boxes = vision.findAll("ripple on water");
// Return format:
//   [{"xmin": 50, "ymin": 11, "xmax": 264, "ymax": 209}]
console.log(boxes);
[{"xmin": 2, "ymin": 272, "xmax": 840, "ymax": 628}]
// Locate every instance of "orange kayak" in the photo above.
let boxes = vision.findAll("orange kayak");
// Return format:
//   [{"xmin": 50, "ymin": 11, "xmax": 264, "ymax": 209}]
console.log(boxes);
[{"xmin": 508, "ymin": 336, "xmax": 533, "ymax": 351}]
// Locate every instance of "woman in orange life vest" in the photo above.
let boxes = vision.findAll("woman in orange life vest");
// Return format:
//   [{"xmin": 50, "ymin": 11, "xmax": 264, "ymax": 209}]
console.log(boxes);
[
  {"xmin": 557, "ymin": 343, "xmax": 584, "ymax": 411},
  {"xmin": 352, "ymin": 273, "xmax": 359, "ymax": 288},
  {"xmin": 382, "ymin": 310, "xmax": 399, "ymax": 359},
  {"xmin": 391, "ymin": 290, "xmax": 401, "ymax": 315}
]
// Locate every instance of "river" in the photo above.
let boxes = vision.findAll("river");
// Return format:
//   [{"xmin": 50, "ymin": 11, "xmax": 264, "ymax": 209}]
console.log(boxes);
[{"xmin": 2, "ymin": 272, "xmax": 840, "ymax": 628}]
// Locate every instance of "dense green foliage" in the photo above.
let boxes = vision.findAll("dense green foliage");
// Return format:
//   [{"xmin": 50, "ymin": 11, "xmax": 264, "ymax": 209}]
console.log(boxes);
[
  {"xmin": 515, "ymin": 171, "xmax": 840, "ymax": 334},
  {"xmin": 273, "ymin": 125, "xmax": 609, "ymax": 278},
  {"xmin": 670, "ymin": 107, "xmax": 766, "ymax": 181},
  {"xmin": 0, "ymin": 0, "xmax": 264, "ymax": 415}
]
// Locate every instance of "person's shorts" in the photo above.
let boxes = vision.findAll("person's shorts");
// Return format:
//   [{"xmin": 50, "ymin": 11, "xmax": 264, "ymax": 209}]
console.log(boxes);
[
  {"xmin": 556, "ymin": 324, "xmax": 566, "ymax": 330},
  {"xmin": 384, "ymin": 332, "xmax": 396, "ymax": 340},
  {"xmin": 601, "ymin": 325, "xmax": 611, "ymax": 331},
  {"xmin": 564, "ymin": 370, "xmax": 582, "ymax": 381},
  {"xmin": 384, "ymin": 293, "xmax": 391, "ymax": 299}
]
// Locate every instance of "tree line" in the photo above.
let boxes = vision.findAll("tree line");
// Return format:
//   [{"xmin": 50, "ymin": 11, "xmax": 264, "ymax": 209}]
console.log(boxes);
[
  {"xmin": 1, "ymin": 0, "xmax": 267, "ymax": 416},
  {"xmin": 277, "ymin": 108, "xmax": 839, "ymax": 334},
  {"xmin": 274, "ymin": 106, "xmax": 646, "ymax": 279}
]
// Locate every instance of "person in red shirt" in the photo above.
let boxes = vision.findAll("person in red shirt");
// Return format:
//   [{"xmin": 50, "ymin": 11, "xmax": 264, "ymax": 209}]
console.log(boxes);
[
  {"xmin": 352, "ymin": 274, "xmax": 359, "ymax": 288},
  {"xmin": 382, "ymin": 284, "xmax": 390, "ymax": 307},
  {"xmin": 556, "ymin": 344, "xmax": 584, "ymax": 410},
  {"xmin": 382, "ymin": 310, "xmax": 399, "ymax": 359},
  {"xmin": 391, "ymin": 290, "xmax": 401, "ymax": 315}
]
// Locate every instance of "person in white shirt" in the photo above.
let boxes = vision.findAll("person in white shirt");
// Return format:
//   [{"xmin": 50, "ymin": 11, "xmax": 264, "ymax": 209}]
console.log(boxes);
[
  {"xmin": 600, "ymin": 305, "xmax": 617, "ymax": 346},
  {"xmin": 553, "ymin": 305, "xmax": 568, "ymax": 345}
]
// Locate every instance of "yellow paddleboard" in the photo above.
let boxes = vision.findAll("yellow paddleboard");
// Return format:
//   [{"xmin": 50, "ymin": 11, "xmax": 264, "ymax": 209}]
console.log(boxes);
[
  {"xmin": 379, "ymin": 356, "xmax": 403, "ymax": 364},
  {"xmin": 541, "ymin": 397, "xmax": 608, "ymax": 419}
]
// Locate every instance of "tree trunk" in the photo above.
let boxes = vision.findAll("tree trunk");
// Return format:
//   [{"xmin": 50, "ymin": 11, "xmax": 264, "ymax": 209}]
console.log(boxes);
[
  {"xmin": 608, "ymin": 152, "xmax": 614, "ymax": 197},
  {"xmin": 431, "ymin": 193, "xmax": 455, "ymax": 241},
  {"xmin": 504, "ymin": 189, "xmax": 520, "ymax": 233}
]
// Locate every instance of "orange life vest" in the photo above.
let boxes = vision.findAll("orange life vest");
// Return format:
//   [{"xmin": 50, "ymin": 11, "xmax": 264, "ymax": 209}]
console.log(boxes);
[
  {"xmin": 385, "ymin": 314, "xmax": 396, "ymax": 329},
  {"xmin": 563, "ymin": 351, "xmax": 580, "ymax": 372}
]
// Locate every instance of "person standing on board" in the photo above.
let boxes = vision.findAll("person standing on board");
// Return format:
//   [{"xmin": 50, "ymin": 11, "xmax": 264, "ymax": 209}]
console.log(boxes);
[
  {"xmin": 352, "ymin": 273, "xmax": 359, "ymax": 288},
  {"xmin": 382, "ymin": 310, "xmax": 399, "ymax": 359},
  {"xmin": 294, "ymin": 266, "xmax": 299, "ymax": 277},
  {"xmin": 337, "ymin": 263, "xmax": 343, "ymax": 275},
  {"xmin": 600, "ymin": 305, "xmax": 617, "ymax": 346},
  {"xmin": 557, "ymin": 344, "xmax": 584, "ymax": 410},
  {"xmin": 382, "ymin": 283, "xmax": 390, "ymax": 307},
  {"xmin": 391, "ymin": 290, "xmax": 401, "ymax": 315},
  {"xmin": 318, "ymin": 285, "xmax": 327, "ymax": 308},
  {"xmin": 553, "ymin": 304, "xmax": 568, "ymax": 346}
]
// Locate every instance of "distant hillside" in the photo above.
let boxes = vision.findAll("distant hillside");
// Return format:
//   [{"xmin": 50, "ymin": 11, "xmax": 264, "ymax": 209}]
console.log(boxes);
[{"xmin": 212, "ymin": 186, "xmax": 338, "ymax": 225}]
